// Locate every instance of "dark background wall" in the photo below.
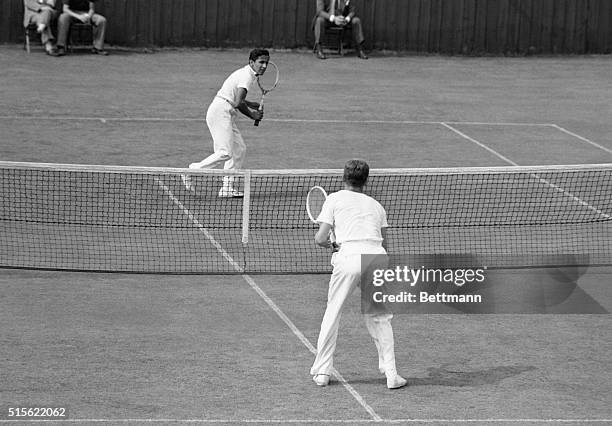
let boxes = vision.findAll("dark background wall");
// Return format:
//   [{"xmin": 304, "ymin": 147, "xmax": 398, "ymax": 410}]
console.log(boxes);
[{"xmin": 2, "ymin": 0, "xmax": 611, "ymax": 54}]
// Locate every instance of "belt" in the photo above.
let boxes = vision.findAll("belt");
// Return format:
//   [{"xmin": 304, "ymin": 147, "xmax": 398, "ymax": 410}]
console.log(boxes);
[{"xmin": 215, "ymin": 95, "xmax": 236, "ymax": 108}]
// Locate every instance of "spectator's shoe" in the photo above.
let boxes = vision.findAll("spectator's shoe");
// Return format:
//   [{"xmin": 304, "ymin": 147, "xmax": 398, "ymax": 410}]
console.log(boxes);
[
  {"xmin": 386, "ymin": 374, "xmax": 408, "ymax": 389},
  {"xmin": 92, "ymin": 47, "xmax": 109, "ymax": 56},
  {"xmin": 218, "ymin": 188, "xmax": 244, "ymax": 198},
  {"xmin": 181, "ymin": 174, "xmax": 194, "ymax": 192},
  {"xmin": 357, "ymin": 48, "xmax": 369, "ymax": 60},
  {"xmin": 56, "ymin": 46, "xmax": 66, "ymax": 56},
  {"xmin": 314, "ymin": 44, "xmax": 326, "ymax": 60},
  {"xmin": 313, "ymin": 374, "xmax": 330, "ymax": 387},
  {"xmin": 36, "ymin": 24, "xmax": 46, "ymax": 33},
  {"xmin": 45, "ymin": 43, "xmax": 59, "ymax": 56}
]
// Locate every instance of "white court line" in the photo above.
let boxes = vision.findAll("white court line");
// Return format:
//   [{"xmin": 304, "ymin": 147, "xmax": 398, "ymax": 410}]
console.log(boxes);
[
  {"xmin": 550, "ymin": 124, "xmax": 612, "ymax": 155},
  {"xmin": 1, "ymin": 418, "xmax": 610, "ymax": 423},
  {"xmin": 440, "ymin": 122, "xmax": 519, "ymax": 166},
  {"xmin": 0, "ymin": 115, "xmax": 553, "ymax": 126},
  {"xmin": 441, "ymin": 122, "xmax": 612, "ymax": 220},
  {"xmin": 154, "ymin": 178, "xmax": 382, "ymax": 423}
]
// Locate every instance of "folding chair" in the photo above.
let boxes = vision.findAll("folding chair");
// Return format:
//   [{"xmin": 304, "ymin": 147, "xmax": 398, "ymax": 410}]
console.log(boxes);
[
  {"xmin": 323, "ymin": 25, "xmax": 352, "ymax": 56},
  {"xmin": 24, "ymin": 22, "xmax": 39, "ymax": 53},
  {"xmin": 67, "ymin": 22, "xmax": 93, "ymax": 51}
]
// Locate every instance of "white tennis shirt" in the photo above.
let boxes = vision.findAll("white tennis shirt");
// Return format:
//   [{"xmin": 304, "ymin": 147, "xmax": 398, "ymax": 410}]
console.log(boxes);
[
  {"xmin": 215, "ymin": 65, "xmax": 258, "ymax": 108},
  {"xmin": 317, "ymin": 190, "xmax": 388, "ymax": 244}
]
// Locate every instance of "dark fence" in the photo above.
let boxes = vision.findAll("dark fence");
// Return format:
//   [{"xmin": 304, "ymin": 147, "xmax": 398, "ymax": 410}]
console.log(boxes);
[{"xmin": 2, "ymin": 0, "xmax": 611, "ymax": 54}]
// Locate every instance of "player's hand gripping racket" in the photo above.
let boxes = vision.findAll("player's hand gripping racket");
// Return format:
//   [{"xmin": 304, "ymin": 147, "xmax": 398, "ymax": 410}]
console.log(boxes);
[
  {"xmin": 253, "ymin": 61, "xmax": 279, "ymax": 126},
  {"xmin": 307, "ymin": 186, "xmax": 338, "ymax": 251}
]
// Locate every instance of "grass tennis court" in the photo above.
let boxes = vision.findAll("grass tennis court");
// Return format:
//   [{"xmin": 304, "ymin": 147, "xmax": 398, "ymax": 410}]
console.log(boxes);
[{"xmin": 1, "ymin": 46, "xmax": 611, "ymax": 424}]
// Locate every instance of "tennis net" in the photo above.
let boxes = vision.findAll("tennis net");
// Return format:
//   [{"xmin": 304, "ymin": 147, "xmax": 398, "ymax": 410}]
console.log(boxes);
[{"xmin": 1, "ymin": 161, "xmax": 611, "ymax": 273}]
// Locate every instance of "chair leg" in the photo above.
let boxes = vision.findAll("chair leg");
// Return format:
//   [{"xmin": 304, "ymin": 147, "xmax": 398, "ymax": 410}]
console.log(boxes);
[{"xmin": 25, "ymin": 31, "xmax": 30, "ymax": 53}]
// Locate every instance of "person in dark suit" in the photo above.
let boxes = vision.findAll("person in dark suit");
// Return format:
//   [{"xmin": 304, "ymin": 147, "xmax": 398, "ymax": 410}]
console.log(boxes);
[{"xmin": 312, "ymin": 0, "xmax": 368, "ymax": 60}]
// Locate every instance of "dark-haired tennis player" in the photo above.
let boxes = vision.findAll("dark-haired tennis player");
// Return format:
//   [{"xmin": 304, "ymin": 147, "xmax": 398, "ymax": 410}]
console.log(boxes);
[
  {"xmin": 310, "ymin": 159, "xmax": 407, "ymax": 389},
  {"xmin": 182, "ymin": 48, "xmax": 268, "ymax": 197}
]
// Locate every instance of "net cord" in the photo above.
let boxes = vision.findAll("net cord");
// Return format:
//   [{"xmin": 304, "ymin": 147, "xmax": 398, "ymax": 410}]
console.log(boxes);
[{"xmin": 1, "ymin": 161, "xmax": 611, "ymax": 175}]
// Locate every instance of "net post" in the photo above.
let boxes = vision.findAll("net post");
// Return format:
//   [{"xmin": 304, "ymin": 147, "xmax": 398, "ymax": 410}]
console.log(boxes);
[{"xmin": 242, "ymin": 170, "xmax": 251, "ymax": 244}]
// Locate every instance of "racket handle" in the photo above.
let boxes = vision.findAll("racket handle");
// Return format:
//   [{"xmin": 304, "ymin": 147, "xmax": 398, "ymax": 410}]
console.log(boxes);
[{"xmin": 254, "ymin": 103, "xmax": 263, "ymax": 127}]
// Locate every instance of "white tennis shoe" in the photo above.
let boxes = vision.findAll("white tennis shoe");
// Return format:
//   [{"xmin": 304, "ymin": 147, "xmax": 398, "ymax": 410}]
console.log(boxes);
[
  {"xmin": 312, "ymin": 374, "xmax": 330, "ymax": 386},
  {"xmin": 218, "ymin": 188, "xmax": 244, "ymax": 198},
  {"xmin": 386, "ymin": 373, "xmax": 408, "ymax": 389},
  {"xmin": 181, "ymin": 174, "xmax": 194, "ymax": 192}
]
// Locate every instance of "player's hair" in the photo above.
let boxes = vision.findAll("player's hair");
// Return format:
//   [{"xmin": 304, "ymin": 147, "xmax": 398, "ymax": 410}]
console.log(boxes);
[
  {"xmin": 343, "ymin": 159, "xmax": 370, "ymax": 187},
  {"xmin": 249, "ymin": 48, "xmax": 270, "ymax": 62}
]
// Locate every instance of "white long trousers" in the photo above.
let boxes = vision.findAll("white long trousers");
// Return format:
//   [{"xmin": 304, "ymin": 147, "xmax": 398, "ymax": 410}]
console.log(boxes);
[
  {"xmin": 310, "ymin": 243, "xmax": 397, "ymax": 377},
  {"xmin": 191, "ymin": 97, "xmax": 246, "ymax": 190}
]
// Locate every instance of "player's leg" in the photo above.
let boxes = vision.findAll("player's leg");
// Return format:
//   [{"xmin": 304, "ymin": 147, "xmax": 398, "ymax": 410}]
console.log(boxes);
[
  {"xmin": 219, "ymin": 123, "xmax": 246, "ymax": 197},
  {"xmin": 310, "ymin": 253, "xmax": 360, "ymax": 385},
  {"xmin": 364, "ymin": 314, "xmax": 407, "ymax": 389},
  {"xmin": 182, "ymin": 100, "xmax": 232, "ymax": 191},
  {"xmin": 197, "ymin": 101, "xmax": 233, "ymax": 168}
]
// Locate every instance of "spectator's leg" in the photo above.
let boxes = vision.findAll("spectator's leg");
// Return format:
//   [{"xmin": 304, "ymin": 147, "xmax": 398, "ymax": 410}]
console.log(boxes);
[
  {"xmin": 91, "ymin": 14, "xmax": 107, "ymax": 51},
  {"xmin": 350, "ymin": 16, "xmax": 365, "ymax": 45},
  {"xmin": 56, "ymin": 13, "xmax": 72, "ymax": 49},
  {"xmin": 37, "ymin": 9, "xmax": 56, "ymax": 46},
  {"xmin": 313, "ymin": 16, "xmax": 326, "ymax": 46},
  {"xmin": 313, "ymin": 16, "xmax": 327, "ymax": 59},
  {"xmin": 350, "ymin": 16, "xmax": 368, "ymax": 59}
]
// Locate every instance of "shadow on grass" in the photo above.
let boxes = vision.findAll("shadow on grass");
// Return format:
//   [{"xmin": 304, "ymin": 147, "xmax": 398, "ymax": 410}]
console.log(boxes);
[{"xmin": 348, "ymin": 365, "xmax": 536, "ymax": 388}]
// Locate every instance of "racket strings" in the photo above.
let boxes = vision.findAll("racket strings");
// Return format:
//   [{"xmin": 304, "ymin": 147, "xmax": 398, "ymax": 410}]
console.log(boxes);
[
  {"xmin": 307, "ymin": 191, "xmax": 326, "ymax": 222},
  {"xmin": 258, "ymin": 63, "xmax": 279, "ymax": 92}
]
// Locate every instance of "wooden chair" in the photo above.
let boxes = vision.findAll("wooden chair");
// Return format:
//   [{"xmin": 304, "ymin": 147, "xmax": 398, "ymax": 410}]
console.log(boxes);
[
  {"xmin": 24, "ymin": 22, "xmax": 39, "ymax": 53},
  {"xmin": 67, "ymin": 22, "xmax": 93, "ymax": 51},
  {"xmin": 323, "ymin": 25, "xmax": 352, "ymax": 56}
]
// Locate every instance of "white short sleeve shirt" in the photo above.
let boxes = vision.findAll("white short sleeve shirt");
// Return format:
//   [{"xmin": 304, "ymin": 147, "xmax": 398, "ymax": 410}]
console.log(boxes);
[
  {"xmin": 215, "ymin": 65, "xmax": 258, "ymax": 108},
  {"xmin": 317, "ymin": 190, "xmax": 388, "ymax": 244}
]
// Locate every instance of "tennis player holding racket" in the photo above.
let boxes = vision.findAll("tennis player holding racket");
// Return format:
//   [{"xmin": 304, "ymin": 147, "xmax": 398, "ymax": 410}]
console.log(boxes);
[
  {"xmin": 182, "ymin": 48, "xmax": 271, "ymax": 197},
  {"xmin": 310, "ymin": 159, "xmax": 407, "ymax": 389}
]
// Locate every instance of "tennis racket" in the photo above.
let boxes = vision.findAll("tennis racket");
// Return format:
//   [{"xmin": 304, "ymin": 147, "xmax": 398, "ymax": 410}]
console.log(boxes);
[
  {"xmin": 306, "ymin": 185, "xmax": 337, "ymax": 248},
  {"xmin": 253, "ymin": 61, "xmax": 279, "ymax": 126}
]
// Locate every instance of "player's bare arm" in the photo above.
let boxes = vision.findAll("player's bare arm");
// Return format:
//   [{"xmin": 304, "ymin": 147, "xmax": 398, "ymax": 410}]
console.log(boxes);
[
  {"xmin": 381, "ymin": 227, "xmax": 388, "ymax": 252},
  {"xmin": 244, "ymin": 100, "xmax": 261, "ymax": 110},
  {"xmin": 235, "ymin": 88, "xmax": 263, "ymax": 121},
  {"xmin": 315, "ymin": 223, "xmax": 333, "ymax": 248}
]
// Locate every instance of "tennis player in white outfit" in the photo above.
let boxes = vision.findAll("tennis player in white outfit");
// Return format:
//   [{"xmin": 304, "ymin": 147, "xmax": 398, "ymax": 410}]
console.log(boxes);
[
  {"xmin": 311, "ymin": 159, "xmax": 407, "ymax": 389},
  {"xmin": 182, "ymin": 49, "xmax": 268, "ymax": 197}
]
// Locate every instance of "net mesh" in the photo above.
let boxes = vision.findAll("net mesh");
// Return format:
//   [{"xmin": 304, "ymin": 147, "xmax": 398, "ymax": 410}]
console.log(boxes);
[{"xmin": 1, "ymin": 162, "xmax": 611, "ymax": 274}]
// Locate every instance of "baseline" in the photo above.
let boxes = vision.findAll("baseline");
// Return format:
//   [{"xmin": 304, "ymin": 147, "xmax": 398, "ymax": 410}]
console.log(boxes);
[
  {"xmin": 0, "ymin": 115, "xmax": 554, "ymax": 127},
  {"xmin": 0, "ymin": 417, "xmax": 609, "ymax": 423}
]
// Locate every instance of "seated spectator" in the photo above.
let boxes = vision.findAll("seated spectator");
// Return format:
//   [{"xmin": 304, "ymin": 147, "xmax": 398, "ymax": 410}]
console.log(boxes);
[
  {"xmin": 312, "ymin": 0, "xmax": 368, "ymax": 60},
  {"xmin": 23, "ymin": 0, "xmax": 59, "ymax": 55},
  {"xmin": 56, "ymin": 0, "xmax": 108, "ymax": 56}
]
